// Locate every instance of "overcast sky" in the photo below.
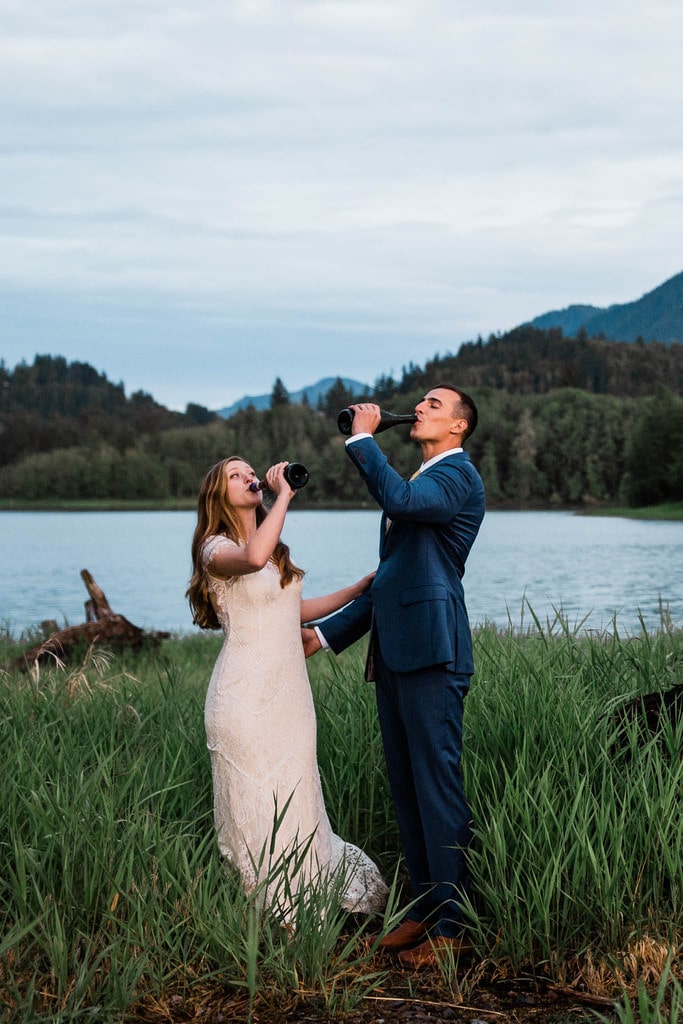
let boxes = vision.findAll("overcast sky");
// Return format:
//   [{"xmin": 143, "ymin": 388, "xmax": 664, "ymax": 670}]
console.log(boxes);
[{"xmin": 2, "ymin": 0, "xmax": 682, "ymax": 411}]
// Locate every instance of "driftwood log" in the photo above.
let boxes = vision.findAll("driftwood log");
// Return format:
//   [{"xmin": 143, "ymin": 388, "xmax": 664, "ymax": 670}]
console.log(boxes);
[
  {"xmin": 12, "ymin": 569, "xmax": 170, "ymax": 671},
  {"xmin": 613, "ymin": 684, "xmax": 683, "ymax": 735},
  {"xmin": 608, "ymin": 684, "xmax": 683, "ymax": 758}
]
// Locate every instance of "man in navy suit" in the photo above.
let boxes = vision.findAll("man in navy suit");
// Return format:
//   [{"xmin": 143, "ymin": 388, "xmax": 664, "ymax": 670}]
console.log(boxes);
[{"xmin": 303, "ymin": 384, "xmax": 485, "ymax": 967}]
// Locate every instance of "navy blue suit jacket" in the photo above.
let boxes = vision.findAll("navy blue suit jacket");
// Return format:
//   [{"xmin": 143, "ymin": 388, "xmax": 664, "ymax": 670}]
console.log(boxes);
[{"xmin": 319, "ymin": 436, "xmax": 485, "ymax": 677}]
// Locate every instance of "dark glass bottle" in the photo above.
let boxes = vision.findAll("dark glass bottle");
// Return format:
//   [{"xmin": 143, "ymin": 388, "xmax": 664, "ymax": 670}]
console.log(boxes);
[
  {"xmin": 249, "ymin": 463, "xmax": 309, "ymax": 492},
  {"xmin": 337, "ymin": 408, "xmax": 418, "ymax": 436}
]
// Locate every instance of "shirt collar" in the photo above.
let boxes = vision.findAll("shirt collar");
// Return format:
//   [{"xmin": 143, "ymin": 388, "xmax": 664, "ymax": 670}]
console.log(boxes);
[{"xmin": 418, "ymin": 447, "xmax": 463, "ymax": 474}]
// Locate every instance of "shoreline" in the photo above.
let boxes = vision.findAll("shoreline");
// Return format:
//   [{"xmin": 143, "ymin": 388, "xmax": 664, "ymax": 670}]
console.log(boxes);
[{"xmin": 0, "ymin": 498, "xmax": 681, "ymax": 520}]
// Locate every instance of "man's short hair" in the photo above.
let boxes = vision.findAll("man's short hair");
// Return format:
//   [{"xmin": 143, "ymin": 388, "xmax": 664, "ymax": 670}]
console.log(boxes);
[{"xmin": 433, "ymin": 383, "xmax": 478, "ymax": 441}]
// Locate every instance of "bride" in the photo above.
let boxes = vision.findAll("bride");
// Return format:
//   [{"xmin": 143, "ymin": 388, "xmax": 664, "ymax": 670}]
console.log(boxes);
[{"xmin": 187, "ymin": 456, "xmax": 388, "ymax": 922}]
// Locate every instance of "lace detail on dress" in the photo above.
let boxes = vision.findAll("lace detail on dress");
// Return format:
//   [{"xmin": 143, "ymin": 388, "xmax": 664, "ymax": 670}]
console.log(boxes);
[
  {"xmin": 202, "ymin": 534, "xmax": 237, "ymax": 569},
  {"xmin": 201, "ymin": 535, "xmax": 240, "ymax": 631},
  {"xmin": 201, "ymin": 534, "xmax": 388, "ymax": 921}
]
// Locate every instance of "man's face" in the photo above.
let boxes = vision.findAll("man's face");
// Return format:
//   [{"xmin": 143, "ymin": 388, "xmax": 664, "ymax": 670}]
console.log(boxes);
[{"xmin": 411, "ymin": 387, "xmax": 465, "ymax": 444}]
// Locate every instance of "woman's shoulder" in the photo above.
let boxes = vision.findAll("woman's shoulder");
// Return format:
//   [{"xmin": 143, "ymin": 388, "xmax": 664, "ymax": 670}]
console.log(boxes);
[{"xmin": 201, "ymin": 533, "xmax": 240, "ymax": 568}]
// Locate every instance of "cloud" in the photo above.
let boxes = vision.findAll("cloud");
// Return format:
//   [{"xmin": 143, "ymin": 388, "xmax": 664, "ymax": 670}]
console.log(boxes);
[{"xmin": 1, "ymin": 0, "xmax": 682, "ymax": 408}]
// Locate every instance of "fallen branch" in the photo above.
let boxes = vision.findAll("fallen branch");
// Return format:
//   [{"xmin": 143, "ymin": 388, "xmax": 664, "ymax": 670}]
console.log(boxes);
[
  {"xmin": 11, "ymin": 570, "xmax": 169, "ymax": 671},
  {"xmin": 548, "ymin": 984, "xmax": 619, "ymax": 1009}
]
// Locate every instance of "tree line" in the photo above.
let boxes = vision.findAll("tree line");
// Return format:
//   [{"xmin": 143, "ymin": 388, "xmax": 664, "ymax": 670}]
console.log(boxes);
[
  {"xmin": 0, "ymin": 354, "xmax": 217, "ymax": 469},
  {"xmin": 1, "ymin": 383, "xmax": 681, "ymax": 508},
  {"xmin": 1, "ymin": 334, "xmax": 681, "ymax": 508}
]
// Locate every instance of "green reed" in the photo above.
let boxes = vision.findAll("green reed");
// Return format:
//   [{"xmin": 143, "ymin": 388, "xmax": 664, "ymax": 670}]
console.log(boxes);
[
  {"xmin": 0, "ymin": 617, "xmax": 681, "ymax": 1021},
  {"xmin": 464, "ymin": 615, "xmax": 682, "ymax": 987}
]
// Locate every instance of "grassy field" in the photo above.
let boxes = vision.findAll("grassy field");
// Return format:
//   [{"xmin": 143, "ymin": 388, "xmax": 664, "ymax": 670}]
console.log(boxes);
[{"xmin": 1, "ymin": 619, "xmax": 682, "ymax": 1023}]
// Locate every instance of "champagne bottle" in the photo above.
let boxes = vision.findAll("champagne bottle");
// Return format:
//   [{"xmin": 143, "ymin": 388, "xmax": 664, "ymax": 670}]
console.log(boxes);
[
  {"xmin": 337, "ymin": 408, "xmax": 418, "ymax": 436},
  {"xmin": 249, "ymin": 463, "xmax": 309, "ymax": 492}
]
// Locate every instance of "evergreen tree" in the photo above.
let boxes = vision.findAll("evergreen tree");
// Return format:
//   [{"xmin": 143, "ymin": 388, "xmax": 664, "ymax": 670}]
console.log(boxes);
[
  {"xmin": 620, "ymin": 388, "xmax": 683, "ymax": 505},
  {"xmin": 270, "ymin": 377, "xmax": 290, "ymax": 407},
  {"xmin": 184, "ymin": 402, "xmax": 218, "ymax": 425},
  {"xmin": 479, "ymin": 441, "xmax": 504, "ymax": 504},
  {"xmin": 322, "ymin": 377, "xmax": 354, "ymax": 417}
]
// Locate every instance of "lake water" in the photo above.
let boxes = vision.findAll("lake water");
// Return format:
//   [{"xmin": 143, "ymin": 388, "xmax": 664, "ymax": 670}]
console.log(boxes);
[{"xmin": 1, "ymin": 510, "xmax": 681, "ymax": 636}]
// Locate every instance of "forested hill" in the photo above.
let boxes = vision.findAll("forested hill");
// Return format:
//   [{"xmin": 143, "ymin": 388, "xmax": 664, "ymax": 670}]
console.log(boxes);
[
  {"xmin": 528, "ymin": 270, "xmax": 683, "ymax": 345},
  {"xmin": 403, "ymin": 324, "xmax": 683, "ymax": 398},
  {"xmin": 1, "ymin": 333, "xmax": 682, "ymax": 508},
  {"xmin": 0, "ymin": 354, "xmax": 218, "ymax": 469}
]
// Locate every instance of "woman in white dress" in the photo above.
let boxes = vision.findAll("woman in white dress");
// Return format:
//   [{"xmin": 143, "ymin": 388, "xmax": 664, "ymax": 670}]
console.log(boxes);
[{"xmin": 187, "ymin": 456, "xmax": 388, "ymax": 922}]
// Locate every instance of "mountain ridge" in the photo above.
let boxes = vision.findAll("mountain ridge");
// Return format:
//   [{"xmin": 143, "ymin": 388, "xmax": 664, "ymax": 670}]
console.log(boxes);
[
  {"xmin": 218, "ymin": 271, "xmax": 683, "ymax": 416},
  {"xmin": 216, "ymin": 376, "xmax": 368, "ymax": 418},
  {"xmin": 527, "ymin": 270, "xmax": 683, "ymax": 344}
]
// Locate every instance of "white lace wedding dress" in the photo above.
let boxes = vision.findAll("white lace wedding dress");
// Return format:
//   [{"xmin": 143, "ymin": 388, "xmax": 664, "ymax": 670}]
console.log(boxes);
[{"xmin": 202, "ymin": 535, "xmax": 388, "ymax": 920}]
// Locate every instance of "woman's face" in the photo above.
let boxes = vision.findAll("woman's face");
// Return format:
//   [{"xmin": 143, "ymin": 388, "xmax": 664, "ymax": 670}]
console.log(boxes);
[{"xmin": 225, "ymin": 460, "xmax": 261, "ymax": 509}]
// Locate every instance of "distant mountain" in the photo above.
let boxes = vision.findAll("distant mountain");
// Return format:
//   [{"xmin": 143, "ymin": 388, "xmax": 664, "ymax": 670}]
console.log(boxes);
[
  {"xmin": 528, "ymin": 270, "xmax": 683, "ymax": 345},
  {"xmin": 531, "ymin": 304, "xmax": 603, "ymax": 335},
  {"xmin": 216, "ymin": 376, "xmax": 369, "ymax": 418}
]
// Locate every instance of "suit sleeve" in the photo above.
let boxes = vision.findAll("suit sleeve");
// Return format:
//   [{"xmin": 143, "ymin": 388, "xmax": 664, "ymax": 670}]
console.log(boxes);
[
  {"xmin": 345, "ymin": 436, "xmax": 476, "ymax": 523},
  {"xmin": 314, "ymin": 590, "xmax": 372, "ymax": 655}
]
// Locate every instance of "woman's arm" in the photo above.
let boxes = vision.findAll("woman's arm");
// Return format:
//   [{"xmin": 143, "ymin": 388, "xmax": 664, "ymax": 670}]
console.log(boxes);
[
  {"xmin": 207, "ymin": 463, "xmax": 295, "ymax": 578},
  {"xmin": 300, "ymin": 572, "xmax": 375, "ymax": 623}
]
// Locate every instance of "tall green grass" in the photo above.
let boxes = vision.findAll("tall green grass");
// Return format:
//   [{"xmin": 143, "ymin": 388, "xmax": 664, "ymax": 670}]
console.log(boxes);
[
  {"xmin": 0, "ymin": 618, "xmax": 681, "ymax": 1021},
  {"xmin": 466, "ymin": 616, "xmax": 682, "ymax": 980}
]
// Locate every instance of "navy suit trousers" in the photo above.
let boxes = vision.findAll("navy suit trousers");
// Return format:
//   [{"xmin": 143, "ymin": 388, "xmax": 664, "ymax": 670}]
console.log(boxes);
[{"xmin": 374, "ymin": 646, "xmax": 473, "ymax": 937}]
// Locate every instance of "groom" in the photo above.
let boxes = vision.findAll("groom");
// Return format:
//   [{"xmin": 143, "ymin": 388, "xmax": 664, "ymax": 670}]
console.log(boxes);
[{"xmin": 303, "ymin": 384, "xmax": 485, "ymax": 967}]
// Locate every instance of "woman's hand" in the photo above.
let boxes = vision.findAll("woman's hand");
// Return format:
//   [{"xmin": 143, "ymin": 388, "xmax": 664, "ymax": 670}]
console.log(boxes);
[
  {"xmin": 265, "ymin": 462, "xmax": 296, "ymax": 498},
  {"xmin": 356, "ymin": 571, "xmax": 376, "ymax": 596}
]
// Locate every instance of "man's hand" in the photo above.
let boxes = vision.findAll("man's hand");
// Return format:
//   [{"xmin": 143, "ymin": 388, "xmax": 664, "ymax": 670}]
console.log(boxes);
[
  {"xmin": 347, "ymin": 403, "xmax": 381, "ymax": 435},
  {"xmin": 301, "ymin": 627, "xmax": 323, "ymax": 658}
]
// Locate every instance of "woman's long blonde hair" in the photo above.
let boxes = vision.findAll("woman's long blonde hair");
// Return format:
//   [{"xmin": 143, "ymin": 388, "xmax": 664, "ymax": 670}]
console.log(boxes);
[{"xmin": 186, "ymin": 456, "xmax": 304, "ymax": 630}]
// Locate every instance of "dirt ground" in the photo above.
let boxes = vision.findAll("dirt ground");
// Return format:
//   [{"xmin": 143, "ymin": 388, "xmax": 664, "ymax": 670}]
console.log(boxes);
[{"xmin": 135, "ymin": 968, "xmax": 616, "ymax": 1024}]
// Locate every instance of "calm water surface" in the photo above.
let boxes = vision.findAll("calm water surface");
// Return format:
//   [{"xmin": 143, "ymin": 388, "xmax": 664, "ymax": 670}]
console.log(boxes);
[{"xmin": 1, "ymin": 510, "xmax": 681, "ymax": 635}]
